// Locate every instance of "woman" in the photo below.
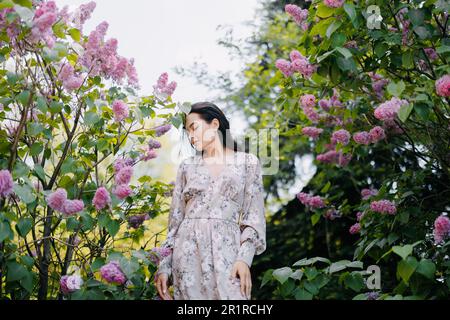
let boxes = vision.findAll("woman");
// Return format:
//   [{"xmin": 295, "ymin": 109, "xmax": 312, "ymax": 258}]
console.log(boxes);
[{"xmin": 154, "ymin": 101, "xmax": 266, "ymax": 300}]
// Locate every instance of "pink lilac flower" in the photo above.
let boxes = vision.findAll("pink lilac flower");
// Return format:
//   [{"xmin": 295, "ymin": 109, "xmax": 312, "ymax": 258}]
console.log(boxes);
[
  {"xmin": 424, "ymin": 48, "xmax": 438, "ymax": 61},
  {"xmin": 113, "ymin": 157, "xmax": 134, "ymax": 174},
  {"xmin": 47, "ymin": 188, "xmax": 68, "ymax": 211},
  {"xmin": 361, "ymin": 188, "xmax": 378, "ymax": 200},
  {"xmin": 370, "ymin": 200, "xmax": 397, "ymax": 215},
  {"xmin": 140, "ymin": 146, "xmax": 158, "ymax": 161},
  {"xmin": 285, "ymin": 4, "xmax": 308, "ymax": 26},
  {"xmin": 296, "ymin": 192, "xmax": 326, "ymax": 209},
  {"xmin": 353, "ymin": 131, "xmax": 371, "ymax": 145},
  {"xmin": 303, "ymin": 106, "xmax": 321, "ymax": 123},
  {"xmin": 112, "ymin": 184, "xmax": 133, "ymax": 199},
  {"xmin": 433, "ymin": 215, "xmax": 450, "ymax": 244},
  {"xmin": 368, "ymin": 72, "xmax": 390, "ymax": 100},
  {"xmin": 62, "ymin": 199, "xmax": 84, "ymax": 216},
  {"xmin": 148, "ymin": 139, "xmax": 162, "ymax": 149},
  {"xmin": 153, "ymin": 72, "xmax": 177, "ymax": 99},
  {"xmin": 0, "ymin": 169, "xmax": 14, "ymax": 198},
  {"xmin": 396, "ymin": 8, "xmax": 411, "ymax": 46},
  {"xmin": 435, "ymin": 74, "xmax": 450, "ymax": 97},
  {"xmin": 155, "ymin": 124, "xmax": 172, "ymax": 137},
  {"xmin": 115, "ymin": 166, "xmax": 133, "ymax": 185},
  {"xmin": 291, "ymin": 57, "xmax": 316, "ymax": 78},
  {"xmin": 92, "ymin": 186, "xmax": 111, "ymax": 210},
  {"xmin": 349, "ymin": 223, "xmax": 361, "ymax": 234},
  {"xmin": 100, "ymin": 261, "xmax": 127, "ymax": 285},
  {"xmin": 337, "ymin": 152, "xmax": 352, "ymax": 167},
  {"xmin": 301, "ymin": 127, "xmax": 323, "ymax": 139},
  {"xmin": 112, "ymin": 100, "xmax": 129, "ymax": 122},
  {"xmin": 356, "ymin": 211, "xmax": 365, "ymax": 222},
  {"xmin": 369, "ymin": 126, "xmax": 386, "ymax": 143},
  {"xmin": 128, "ymin": 213, "xmax": 150, "ymax": 229},
  {"xmin": 331, "ymin": 129, "xmax": 351, "ymax": 145},
  {"xmin": 300, "ymin": 94, "xmax": 316, "ymax": 108},
  {"xmin": 275, "ymin": 59, "xmax": 293, "ymax": 77},
  {"xmin": 72, "ymin": 1, "xmax": 96, "ymax": 31},
  {"xmin": 30, "ymin": 0, "xmax": 58, "ymax": 48},
  {"xmin": 57, "ymin": 63, "xmax": 84, "ymax": 92},
  {"xmin": 324, "ymin": 0, "xmax": 345, "ymax": 8},
  {"xmin": 60, "ymin": 274, "xmax": 83, "ymax": 294},
  {"xmin": 324, "ymin": 208, "xmax": 341, "ymax": 220},
  {"xmin": 374, "ymin": 97, "xmax": 409, "ymax": 121},
  {"xmin": 290, "ymin": 50, "xmax": 303, "ymax": 62},
  {"xmin": 80, "ymin": 21, "xmax": 139, "ymax": 87},
  {"xmin": 318, "ymin": 99, "xmax": 331, "ymax": 111}
]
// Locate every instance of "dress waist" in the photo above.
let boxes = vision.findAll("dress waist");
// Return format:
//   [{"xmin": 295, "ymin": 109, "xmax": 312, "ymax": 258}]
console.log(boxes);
[{"xmin": 183, "ymin": 217, "xmax": 239, "ymax": 226}]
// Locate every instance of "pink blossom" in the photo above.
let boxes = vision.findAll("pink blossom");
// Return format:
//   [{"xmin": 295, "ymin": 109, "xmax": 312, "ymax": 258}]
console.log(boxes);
[
  {"xmin": 318, "ymin": 99, "xmax": 331, "ymax": 111},
  {"xmin": 349, "ymin": 223, "xmax": 361, "ymax": 234},
  {"xmin": 100, "ymin": 261, "xmax": 127, "ymax": 285},
  {"xmin": 370, "ymin": 200, "xmax": 397, "ymax": 215},
  {"xmin": 324, "ymin": 0, "xmax": 345, "ymax": 8},
  {"xmin": 128, "ymin": 213, "xmax": 150, "ymax": 229},
  {"xmin": 112, "ymin": 184, "xmax": 133, "ymax": 199},
  {"xmin": 374, "ymin": 97, "xmax": 409, "ymax": 121},
  {"xmin": 62, "ymin": 199, "xmax": 84, "ymax": 216},
  {"xmin": 424, "ymin": 48, "xmax": 438, "ymax": 61},
  {"xmin": 112, "ymin": 100, "xmax": 129, "ymax": 122},
  {"xmin": 353, "ymin": 131, "xmax": 371, "ymax": 145},
  {"xmin": 275, "ymin": 59, "xmax": 293, "ymax": 77},
  {"xmin": 153, "ymin": 72, "xmax": 177, "ymax": 99},
  {"xmin": 291, "ymin": 57, "xmax": 316, "ymax": 78},
  {"xmin": 435, "ymin": 74, "xmax": 450, "ymax": 97},
  {"xmin": 369, "ymin": 126, "xmax": 386, "ymax": 143},
  {"xmin": 115, "ymin": 166, "xmax": 133, "ymax": 185},
  {"xmin": 356, "ymin": 211, "xmax": 365, "ymax": 222},
  {"xmin": 140, "ymin": 146, "xmax": 158, "ymax": 161},
  {"xmin": 155, "ymin": 124, "xmax": 172, "ymax": 137},
  {"xmin": 60, "ymin": 274, "xmax": 83, "ymax": 294},
  {"xmin": 148, "ymin": 139, "xmax": 162, "ymax": 149},
  {"xmin": 296, "ymin": 192, "xmax": 326, "ymax": 209},
  {"xmin": 324, "ymin": 208, "xmax": 341, "ymax": 220},
  {"xmin": 92, "ymin": 186, "xmax": 111, "ymax": 210},
  {"xmin": 47, "ymin": 188, "xmax": 67, "ymax": 212},
  {"xmin": 303, "ymin": 106, "xmax": 321, "ymax": 123},
  {"xmin": 72, "ymin": 1, "xmax": 96, "ymax": 30},
  {"xmin": 290, "ymin": 50, "xmax": 304, "ymax": 62},
  {"xmin": 0, "ymin": 169, "xmax": 14, "ymax": 198},
  {"xmin": 331, "ymin": 129, "xmax": 351, "ymax": 145},
  {"xmin": 361, "ymin": 188, "xmax": 378, "ymax": 200},
  {"xmin": 30, "ymin": 1, "xmax": 58, "ymax": 48},
  {"xmin": 300, "ymin": 94, "xmax": 316, "ymax": 108},
  {"xmin": 301, "ymin": 126, "xmax": 323, "ymax": 139},
  {"xmin": 113, "ymin": 157, "xmax": 134, "ymax": 174},
  {"xmin": 433, "ymin": 215, "xmax": 450, "ymax": 244},
  {"xmin": 285, "ymin": 4, "xmax": 308, "ymax": 25}
]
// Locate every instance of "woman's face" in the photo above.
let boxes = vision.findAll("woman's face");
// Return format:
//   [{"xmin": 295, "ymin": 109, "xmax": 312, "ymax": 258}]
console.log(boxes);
[{"xmin": 185, "ymin": 113, "xmax": 219, "ymax": 151}]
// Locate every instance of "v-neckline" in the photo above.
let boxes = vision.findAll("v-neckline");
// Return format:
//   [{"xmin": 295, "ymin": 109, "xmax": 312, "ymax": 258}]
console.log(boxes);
[{"xmin": 200, "ymin": 151, "xmax": 238, "ymax": 182}]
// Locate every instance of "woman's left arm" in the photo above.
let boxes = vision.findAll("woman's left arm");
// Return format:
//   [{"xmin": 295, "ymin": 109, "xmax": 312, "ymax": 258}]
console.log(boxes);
[{"xmin": 235, "ymin": 154, "xmax": 267, "ymax": 268}]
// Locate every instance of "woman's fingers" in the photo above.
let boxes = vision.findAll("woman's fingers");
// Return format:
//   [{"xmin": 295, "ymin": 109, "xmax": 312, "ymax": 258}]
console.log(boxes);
[{"xmin": 246, "ymin": 274, "xmax": 252, "ymax": 299}]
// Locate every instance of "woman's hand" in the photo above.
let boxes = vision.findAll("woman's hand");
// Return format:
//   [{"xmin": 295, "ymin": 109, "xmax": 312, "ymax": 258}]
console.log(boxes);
[
  {"xmin": 231, "ymin": 260, "xmax": 252, "ymax": 299},
  {"xmin": 154, "ymin": 272, "xmax": 173, "ymax": 300}
]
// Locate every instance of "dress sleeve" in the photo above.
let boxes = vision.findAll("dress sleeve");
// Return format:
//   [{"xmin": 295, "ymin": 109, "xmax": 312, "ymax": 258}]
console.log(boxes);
[
  {"xmin": 235, "ymin": 154, "xmax": 267, "ymax": 268},
  {"xmin": 156, "ymin": 159, "xmax": 187, "ymax": 278}
]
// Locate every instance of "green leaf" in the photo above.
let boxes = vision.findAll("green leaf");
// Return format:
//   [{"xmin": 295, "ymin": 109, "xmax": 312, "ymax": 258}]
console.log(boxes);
[
  {"xmin": 343, "ymin": 3, "xmax": 357, "ymax": 24},
  {"xmin": 413, "ymin": 103, "xmax": 430, "ymax": 121},
  {"xmin": 310, "ymin": 17, "xmax": 334, "ymax": 37},
  {"xmin": 336, "ymin": 47, "xmax": 352, "ymax": 59},
  {"xmin": 397, "ymin": 256, "xmax": 418, "ymax": 283},
  {"xmin": 16, "ymin": 90, "xmax": 30, "ymax": 106},
  {"xmin": 344, "ymin": 272, "xmax": 365, "ymax": 292},
  {"xmin": 13, "ymin": 184, "xmax": 36, "ymax": 204},
  {"xmin": 49, "ymin": 101, "xmax": 63, "ymax": 113},
  {"xmin": 16, "ymin": 217, "xmax": 32, "ymax": 237},
  {"xmin": 316, "ymin": 3, "xmax": 337, "ymax": 18},
  {"xmin": 416, "ymin": 259, "xmax": 435, "ymax": 280},
  {"xmin": 294, "ymin": 287, "xmax": 313, "ymax": 300},
  {"xmin": 27, "ymin": 123, "xmax": 44, "ymax": 136},
  {"xmin": 0, "ymin": 220, "xmax": 14, "ymax": 242},
  {"xmin": 106, "ymin": 219, "xmax": 120, "ymax": 238},
  {"xmin": 311, "ymin": 212, "xmax": 321, "ymax": 226},
  {"xmin": 293, "ymin": 257, "xmax": 331, "ymax": 267},
  {"xmin": 69, "ymin": 28, "xmax": 81, "ymax": 42},
  {"xmin": 402, "ymin": 51, "xmax": 414, "ymax": 69},
  {"xmin": 392, "ymin": 244, "xmax": 413, "ymax": 260},
  {"xmin": 397, "ymin": 102, "xmax": 413, "ymax": 122},
  {"xmin": 407, "ymin": 9, "xmax": 425, "ymax": 26},
  {"xmin": 6, "ymin": 261, "xmax": 28, "ymax": 282},
  {"xmin": 387, "ymin": 80, "xmax": 405, "ymax": 97},
  {"xmin": 30, "ymin": 142, "xmax": 44, "ymax": 156},
  {"xmin": 272, "ymin": 267, "xmax": 293, "ymax": 284},
  {"xmin": 326, "ymin": 20, "xmax": 342, "ymax": 38},
  {"xmin": 12, "ymin": 0, "xmax": 32, "ymax": 7},
  {"xmin": 33, "ymin": 164, "xmax": 46, "ymax": 183}
]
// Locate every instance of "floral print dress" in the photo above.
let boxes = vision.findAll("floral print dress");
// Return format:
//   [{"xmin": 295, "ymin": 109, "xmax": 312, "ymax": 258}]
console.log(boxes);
[{"xmin": 155, "ymin": 151, "xmax": 266, "ymax": 300}]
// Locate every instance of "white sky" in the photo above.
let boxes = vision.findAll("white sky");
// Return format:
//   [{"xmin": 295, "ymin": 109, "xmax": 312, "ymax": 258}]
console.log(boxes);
[{"xmin": 54, "ymin": 0, "xmax": 258, "ymax": 102}]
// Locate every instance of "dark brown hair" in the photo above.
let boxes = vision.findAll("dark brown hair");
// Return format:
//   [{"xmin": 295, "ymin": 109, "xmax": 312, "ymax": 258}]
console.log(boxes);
[{"xmin": 182, "ymin": 101, "xmax": 244, "ymax": 156}]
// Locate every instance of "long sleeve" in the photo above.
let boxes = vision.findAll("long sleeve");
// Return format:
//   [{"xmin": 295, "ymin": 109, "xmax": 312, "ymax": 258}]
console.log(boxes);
[
  {"xmin": 156, "ymin": 159, "xmax": 187, "ymax": 278},
  {"xmin": 235, "ymin": 154, "xmax": 267, "ymax": 268}
]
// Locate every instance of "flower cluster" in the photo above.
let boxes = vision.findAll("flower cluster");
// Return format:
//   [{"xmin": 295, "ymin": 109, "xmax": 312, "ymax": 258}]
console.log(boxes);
[
  {"xmin": 112, "ymin": 159, "xmax": 134, "ymax": 199},
  {"xmin": 296, "ymin": 192, "xmax": 326, "ymax": 209},
  {"xmin": 128, "ymin": 213, "xmax": 150, "ymax": 229},
  {"xmin": 276, "ymin": 50, "xmax": 316, "ymax": 79},
  {"xmin": 0, "ymin": 169, "xmax": 14, "ymax": 198},
  {"xmin": 370, "ymin": 200, "xmax": 397, "ymax": 215},
  {"xmin": 153, "ymin": 72, "xmax": 177, "ymax": 100},
  {"xmin": 284, "ymin": 4, "xmax": 309, "ymax": 30},
  {"xmin": 374, "ymin": 97, "xmax": 409, "ymax": 121},
  {"xmin": 100, "ymin": 260, "xmax": 127, "ymax": 285},
  {"xmin": 60, "ymin": 274, "xmax": 83, "ymax": 295},
  {"xmin": 92, "ymin": 186, "xmax": 111, "ymax": 211},
  {"xmin": 435, "ymin": 74, "xmax": 450, "ymax": 97},
  {"xmin": 433, "ymin": 215, "xmax": 450, "ymax": 244},
  {"xmin": 47, "ymin": 188, "xmax": 84, "ymax": 216}
]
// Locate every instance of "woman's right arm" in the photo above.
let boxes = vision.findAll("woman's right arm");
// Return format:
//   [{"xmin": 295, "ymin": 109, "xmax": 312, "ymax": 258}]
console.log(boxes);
[{"xmin": 156, "ymin": 159, "xmax": 187, "ymax": 278}]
